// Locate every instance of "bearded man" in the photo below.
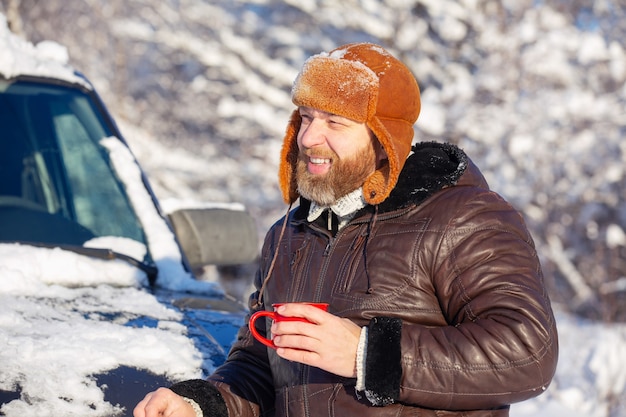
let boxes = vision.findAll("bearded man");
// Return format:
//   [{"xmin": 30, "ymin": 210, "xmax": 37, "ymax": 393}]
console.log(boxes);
[{"xmin": 135, "ymin": 42, "xmax": 558, "ymax": 417}]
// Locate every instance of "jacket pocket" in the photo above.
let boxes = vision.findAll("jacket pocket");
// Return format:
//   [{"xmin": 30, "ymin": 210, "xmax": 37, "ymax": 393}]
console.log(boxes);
[
  {"xmin": 331, "ymin": 218, "xmax": 430, "ymax": 307},
  {"xmin": 333, "ymin": 230, "xmax": 368, "ymax": 294}
]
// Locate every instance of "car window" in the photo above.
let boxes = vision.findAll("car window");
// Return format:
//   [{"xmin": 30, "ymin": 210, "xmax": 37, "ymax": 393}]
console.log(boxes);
[{"xmin": 0, "ymin": 79, "xmax": 147, "ymax": 247}]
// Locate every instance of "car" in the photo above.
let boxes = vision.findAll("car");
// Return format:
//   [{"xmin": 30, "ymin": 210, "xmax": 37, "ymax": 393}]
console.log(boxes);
[{"xmin": 0, "ymin": 16, "xmax": 257, "ymax": 417}]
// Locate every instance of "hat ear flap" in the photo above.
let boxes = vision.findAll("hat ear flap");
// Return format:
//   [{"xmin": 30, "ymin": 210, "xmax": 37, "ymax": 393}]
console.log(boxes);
[
  {"xmin": 363, "ymin": 161, "xmax": 389, "ymax": 205},
  {"xmin": 278, "ymin": 110, "xmax": 302, "ymax": 204}
]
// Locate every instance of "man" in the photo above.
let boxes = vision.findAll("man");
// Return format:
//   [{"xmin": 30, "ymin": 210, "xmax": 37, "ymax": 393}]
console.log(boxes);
[{"xmin": 135, "ymin": 42, "xmax": 558, "ymax": 417}]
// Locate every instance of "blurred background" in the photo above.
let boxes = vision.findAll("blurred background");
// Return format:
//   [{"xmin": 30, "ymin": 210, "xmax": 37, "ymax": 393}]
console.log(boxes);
[{"xmin": 1, "ymin": 0, "xmax": 625, "ymax": 322}]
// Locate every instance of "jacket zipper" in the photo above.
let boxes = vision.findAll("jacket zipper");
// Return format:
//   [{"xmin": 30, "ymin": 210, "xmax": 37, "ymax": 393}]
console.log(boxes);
[
  {"xmin": 308, "ymin": 207, "xmax": 411, "ymax": 299},
  {"xmin": 323, "ymin": 239, "xmax": 333, "ymax": 256},
  {"xmin": 315, "ymin": 236, "xmax": 333, "ymax": 301}
]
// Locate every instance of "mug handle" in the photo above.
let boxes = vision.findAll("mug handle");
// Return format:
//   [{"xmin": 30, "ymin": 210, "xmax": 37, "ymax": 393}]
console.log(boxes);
[{"xmin": 248, "ymin": 310, "xmax": 277, "ymax": 348}]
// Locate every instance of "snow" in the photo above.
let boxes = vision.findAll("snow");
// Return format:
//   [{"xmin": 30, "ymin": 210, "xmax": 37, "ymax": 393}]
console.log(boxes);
[
  {"xmin": 0, "ymin": 282, "xmax": 201, "ymax": 417},
  {"xmin": 2, "ymin": 2, "xmax": 626, "ymax": 416},
  {"xmin": 0, "ymin": 244, "xmax": 143, "ymax": 290},
  {"xmin": 0, "ymin": 15, "xmax": 86, "ymax": 87},
  {"xmin": 101, "ymin": 136, "xmax": 212, "ymax": 293},
  {"xmin": 0, "ymin": 238, "xmax": 207, "ymax": 416}
]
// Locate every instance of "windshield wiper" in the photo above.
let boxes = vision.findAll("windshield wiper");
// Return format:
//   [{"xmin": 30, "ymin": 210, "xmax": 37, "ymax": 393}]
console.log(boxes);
[{"xmin": 15, "ymin": 241, "xmax": 158, "ymax": 285}]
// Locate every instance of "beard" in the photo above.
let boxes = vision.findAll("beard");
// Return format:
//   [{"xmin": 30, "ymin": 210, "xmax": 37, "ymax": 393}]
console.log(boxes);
[{"xmin": 296, "ymin": 144, "xmax": 377, "ymax": 206}]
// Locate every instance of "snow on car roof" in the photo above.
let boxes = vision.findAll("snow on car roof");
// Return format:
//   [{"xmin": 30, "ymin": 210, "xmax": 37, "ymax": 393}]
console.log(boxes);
[{"xmin": 0, "ymin": 14, "xmax": 89, "ymax": 88}]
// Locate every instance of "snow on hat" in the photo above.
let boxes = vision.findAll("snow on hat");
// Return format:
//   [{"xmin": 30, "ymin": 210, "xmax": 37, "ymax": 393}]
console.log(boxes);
[{"xmin": 278, "ymin": 42, "xmax": 421, "ymax": 205}]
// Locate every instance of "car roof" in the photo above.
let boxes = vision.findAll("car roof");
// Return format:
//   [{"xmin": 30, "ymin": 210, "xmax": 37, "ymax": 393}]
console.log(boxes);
[{"xmin": 0, "ymin": 15, "xmax": 91, "ymax": 89}]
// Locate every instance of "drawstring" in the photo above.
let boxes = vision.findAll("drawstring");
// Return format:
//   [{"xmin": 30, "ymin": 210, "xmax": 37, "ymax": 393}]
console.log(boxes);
[
  {"xmin": 254, "ymin": 202, "xmax": 293, "ymax": 309},
  {"xmin": 363, "ymin": 205, "xmax": 378, "ymax": 294}
]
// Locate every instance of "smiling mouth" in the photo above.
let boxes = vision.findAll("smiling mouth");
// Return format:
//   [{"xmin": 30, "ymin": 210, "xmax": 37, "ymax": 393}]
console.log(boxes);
[
  {"xmin": 309, "ymin": 157, "xmax": 331, "ymax": 165},
  {"xmin": 305, "ymin": 155, "xmax": 332, "ymax": 175}
]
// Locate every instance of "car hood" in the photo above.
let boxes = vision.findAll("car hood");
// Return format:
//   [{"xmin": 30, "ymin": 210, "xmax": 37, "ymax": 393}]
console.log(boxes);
[{"xmin": 0, "ymin": 242, "xmax": 245, "ymax": 417}]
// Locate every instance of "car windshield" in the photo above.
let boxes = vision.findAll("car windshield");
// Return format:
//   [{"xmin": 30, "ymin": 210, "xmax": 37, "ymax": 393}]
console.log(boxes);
[{"xmin": 0, "ymin": 79, "xmax": 147, "ymax": 249}]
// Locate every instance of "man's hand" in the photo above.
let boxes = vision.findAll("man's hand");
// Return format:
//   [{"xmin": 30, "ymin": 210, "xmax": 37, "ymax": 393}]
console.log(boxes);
[
  {"xmin": 270, "ymin": 303, "xmax": 361, "ymax": 377},
  {"xmin": 133, "ymin": 387, "xmax": 196, "ymax": 417}
]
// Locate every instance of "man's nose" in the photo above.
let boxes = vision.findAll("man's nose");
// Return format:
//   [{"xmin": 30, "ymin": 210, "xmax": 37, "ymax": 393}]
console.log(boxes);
[{"xmin": 299, "ymin": 119, "xmax": 327, "ymax": 148}]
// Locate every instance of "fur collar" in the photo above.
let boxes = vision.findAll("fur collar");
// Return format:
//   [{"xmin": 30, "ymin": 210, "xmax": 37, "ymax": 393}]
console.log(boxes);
[{"xmin": 377, "ymin": 141, "xmax": 468, "ymax": 213}]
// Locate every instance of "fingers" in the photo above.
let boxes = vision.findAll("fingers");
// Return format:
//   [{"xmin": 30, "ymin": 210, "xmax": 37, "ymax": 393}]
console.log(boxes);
[
  {"xmin": 270, "ymin": 307, "xmax": 361, "ymax": 378},
  {"xmin": 133, "ymin": 387, "xmax": 195, "ymax": 417},
  {"xmin": 133, "ymin": 392, "xmax": 151, "ymax": 417},
  {"xmin": 273, "ymin": 330, "xmax": 322, "ymax": 352},
  {"xmin": 276, "ymin": 344, "xmax": 321, "ymax": 366},
  {"xmin": 275, "ymin": 303, "xmax": 327, "ymax": 324},
  {"xmin": 270, "ymin": 307, "xmax": 326, "ymax": 347},
  {"xmin": 274, "ymin": 327, "xmax": 357, "ymax": 377}
]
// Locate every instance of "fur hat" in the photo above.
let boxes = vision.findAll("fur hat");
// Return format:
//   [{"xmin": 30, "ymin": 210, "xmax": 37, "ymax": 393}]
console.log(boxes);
[{"xmin": 278, "ymin": 43, "xmax": 421, "ymax": 205}]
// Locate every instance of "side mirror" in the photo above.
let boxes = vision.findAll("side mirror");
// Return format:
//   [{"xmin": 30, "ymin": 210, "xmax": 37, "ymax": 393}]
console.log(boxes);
[{"xmin": 168, "ymin": 207, "xmax": 258, "ymax": 269}]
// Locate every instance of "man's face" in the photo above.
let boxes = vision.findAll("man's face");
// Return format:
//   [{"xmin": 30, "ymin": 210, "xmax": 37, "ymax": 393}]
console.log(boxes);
[{"xmin": 295, "ymin": 107, "xmax": 382, "ymax": 206}]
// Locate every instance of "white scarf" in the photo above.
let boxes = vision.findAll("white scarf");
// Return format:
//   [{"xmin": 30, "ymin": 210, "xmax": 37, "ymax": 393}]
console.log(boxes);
[{"xmin": 307, "ymin": 188, "xmax": 367, "ymax": 231}]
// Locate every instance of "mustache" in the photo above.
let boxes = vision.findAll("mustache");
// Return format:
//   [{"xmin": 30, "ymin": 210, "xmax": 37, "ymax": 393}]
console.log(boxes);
[{"xmin": 299, "ymin": 148, "xmax": 337, "ymax": 160}]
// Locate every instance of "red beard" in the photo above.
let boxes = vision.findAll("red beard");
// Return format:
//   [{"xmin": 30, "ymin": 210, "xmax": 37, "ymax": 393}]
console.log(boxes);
[{"xmin": 296, "ymin": 144, "xmax": 376, "ymax": 206}]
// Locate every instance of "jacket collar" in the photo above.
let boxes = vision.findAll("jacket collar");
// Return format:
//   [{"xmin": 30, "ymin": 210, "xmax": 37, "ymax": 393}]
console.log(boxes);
[
  {"xmin": 294, "ymin": 141, "xmax": 470, "ymax": 220},
  {"xmin": 377, "ymin": 141, "xmax": 468, "ymax": 213}
]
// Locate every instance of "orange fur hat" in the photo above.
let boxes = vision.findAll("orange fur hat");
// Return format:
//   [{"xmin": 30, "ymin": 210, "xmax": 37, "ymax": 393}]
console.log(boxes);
[{"xmin": 278, "ymin": 43, "xmax": 421, "ymax": 205}]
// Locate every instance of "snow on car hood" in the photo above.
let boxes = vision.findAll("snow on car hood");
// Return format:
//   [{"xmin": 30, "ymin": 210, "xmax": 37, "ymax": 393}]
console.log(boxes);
[{"xmin": 0, "ymin": 240, "xmax": 205, "ymax": 416}]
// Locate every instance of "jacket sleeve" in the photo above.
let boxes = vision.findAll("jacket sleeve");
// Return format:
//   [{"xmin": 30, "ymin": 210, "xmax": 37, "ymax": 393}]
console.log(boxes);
[
  {"xmin": 168, "ymin": 297, "xmax": 275, "ymax": 417},
  {"xmin": 208, "ymin": 309, "xmax": 276, "ymax": 416},
  {"xmin": 363, "ymin": 189, "xmax": 558, "ymax": 410},
  {"xmin": 169, "ymin": 226, "xmax": 280, "ymax": 417},
  {"xmin": 170, "ymin": 379, "xmax": 228, "ymax": 417}
]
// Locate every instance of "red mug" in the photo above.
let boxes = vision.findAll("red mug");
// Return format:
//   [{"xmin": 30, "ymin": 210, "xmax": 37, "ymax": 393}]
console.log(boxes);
[{"xmin": 248, "ymin": 302, "xmax": 329, "ymax": 349}]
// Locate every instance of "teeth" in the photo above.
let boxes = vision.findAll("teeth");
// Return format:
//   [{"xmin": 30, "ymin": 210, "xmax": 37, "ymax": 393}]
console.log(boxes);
[{"xmin": 310, "ymin": 157, "xmax": 330, "ymax": 164}]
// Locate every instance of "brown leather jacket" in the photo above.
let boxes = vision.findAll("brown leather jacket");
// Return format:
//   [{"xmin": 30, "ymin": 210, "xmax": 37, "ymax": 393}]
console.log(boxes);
[{"xmin": 171, "ymin": 142, "xmax": 558, "ymax": 417}]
